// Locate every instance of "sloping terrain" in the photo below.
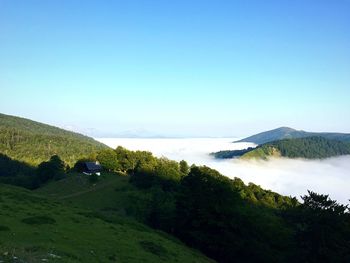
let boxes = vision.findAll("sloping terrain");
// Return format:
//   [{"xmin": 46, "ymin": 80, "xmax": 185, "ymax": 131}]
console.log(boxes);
[
  {"xmin": 241, "ymin": 136, "xmax": 350, "ymax": 160},
  {"xmin": 0, "ymin": 113, "xmax": 107, "ymax": 165},
  {"xmin": 0, "ymin": 183, "xmax": 213, "ymax": 263},
  {"xmin": 212, "ymin": 136, "xmax": 350, "ymax": 160},
  {"xmin": 237, "ymin": 127, "xmax": 350, "ymax": 145},
  {"xmin": 36, "ymin": 172, "xmax": 160, "ymax": 224}
]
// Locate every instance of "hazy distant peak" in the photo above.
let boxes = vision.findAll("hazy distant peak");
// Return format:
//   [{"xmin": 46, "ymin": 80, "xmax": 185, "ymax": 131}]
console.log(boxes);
[
  {"xmin": 275, "ymin": 127, "xmax": 297, "ymax": 132},
  {"xmin": 237, "ymin": 127, "xmax": 350, "ymax": 145}
]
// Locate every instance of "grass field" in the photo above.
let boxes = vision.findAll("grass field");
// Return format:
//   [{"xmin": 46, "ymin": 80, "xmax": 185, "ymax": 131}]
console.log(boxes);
[
  {"xmin": 36, "ymin": 172, "xmax": 157, "ymax": 222},
  {"xmin": 0, "ymin": 183, "xmax": 213, "ymax": 263}
]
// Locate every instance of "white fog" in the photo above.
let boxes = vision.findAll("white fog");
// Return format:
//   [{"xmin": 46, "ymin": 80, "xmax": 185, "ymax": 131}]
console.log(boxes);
[{"xmin": 97, "ymin": 138, "xmax": 350, "ymax": 204}]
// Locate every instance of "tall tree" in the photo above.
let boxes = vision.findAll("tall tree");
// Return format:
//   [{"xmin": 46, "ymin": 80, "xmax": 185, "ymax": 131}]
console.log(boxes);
[{"xmin": 97, "ymin": 149, "xmax": 120, "ymax": 172}]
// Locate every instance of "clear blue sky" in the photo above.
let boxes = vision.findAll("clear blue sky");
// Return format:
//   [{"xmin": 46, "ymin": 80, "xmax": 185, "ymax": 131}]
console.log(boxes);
[{"xmin": 1, "ymin": 0, "xmax": 349, "ymax": 137}]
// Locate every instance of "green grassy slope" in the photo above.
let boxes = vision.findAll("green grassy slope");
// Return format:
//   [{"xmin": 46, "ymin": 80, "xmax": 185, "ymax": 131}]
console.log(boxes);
[
  {"xmin": 0, "ymin": 183, "xmax": 213, "ymax": 263},
  {"xmin": 36, "ymin": 170, "xmax": 299, "ymax": 262},
  {"xmin": 36, "ymin": 172, "xmax": 155, "ymax": 222},
  {"xmin": 240, "ymin": 146, "xmax": 281, "ymax": 160},
  {"xmin": 0, "ymin": 113, "xmax": 108, "ymax": 166}
]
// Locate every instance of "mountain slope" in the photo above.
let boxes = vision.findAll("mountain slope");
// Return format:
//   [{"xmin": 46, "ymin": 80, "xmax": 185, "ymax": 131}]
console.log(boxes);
[
  {"xmin": 0, "ymin": 183, "xmax": 213, "ymax": 263},
  {"xmin": 237, "ymin": 127, "xmax": 350, "ymax": 145},
  {"xmin": 0, "ymin": 113, "xmax": 108, "ymax": 165},
  {"xmin": 241, "ymin": 136, "xmax": 350, "ymax": 160}
]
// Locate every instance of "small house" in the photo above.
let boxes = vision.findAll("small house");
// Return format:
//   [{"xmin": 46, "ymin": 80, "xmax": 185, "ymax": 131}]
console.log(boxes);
[{"xmin": 83, "ymin": 161, "xmax": 102, "ymax": 176}]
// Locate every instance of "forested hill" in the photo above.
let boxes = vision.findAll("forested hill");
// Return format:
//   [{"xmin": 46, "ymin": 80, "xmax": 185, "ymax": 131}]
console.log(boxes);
[
  {"xmin": 212, "ymin": 136, "xmax": 350, "ymax": 160},
  {"xmin": 241, "ymin": 136, "xmax": 350, "ymax": 160},
  {"xmin": 237, "ymin": 127, "xmax": 350, "ymax": 145},
  {"xmin": 0, "ymin": 113, "xmax": 107, "ymax": 165}
]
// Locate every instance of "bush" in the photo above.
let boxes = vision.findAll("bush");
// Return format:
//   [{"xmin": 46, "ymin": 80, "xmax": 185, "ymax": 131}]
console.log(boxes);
[
  {"xmin": 37, "ymin": 155, "xmax": 66, "ymax": 184},
  {"xmin": 97, "ymin": 149, "xmax": 120, "ymax": 171}
]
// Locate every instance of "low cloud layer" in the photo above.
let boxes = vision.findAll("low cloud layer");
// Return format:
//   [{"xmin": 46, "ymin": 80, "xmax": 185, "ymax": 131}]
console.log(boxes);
[{"xmin": 98, "ymin": 138, "xmax": 350, "ymax": 204}]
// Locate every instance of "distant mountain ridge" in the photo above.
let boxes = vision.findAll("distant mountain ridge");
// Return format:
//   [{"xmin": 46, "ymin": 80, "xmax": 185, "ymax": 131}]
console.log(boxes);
[
  {"xmin": 236, "ymin": 127, "xmax": 350, "ymax": 145},
  {"xmin": 0, "ymin": 113, "xmax": 108, "ymax": 165},
  {"xmin": 213, "ymin": 136, "xmax": 350, "ymax": 160}
]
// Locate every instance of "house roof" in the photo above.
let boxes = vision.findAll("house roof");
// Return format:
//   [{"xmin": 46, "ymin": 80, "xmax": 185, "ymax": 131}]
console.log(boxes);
[{"xmin": 84, "ymin": 162, "xmax": 102, "ymax": 171}]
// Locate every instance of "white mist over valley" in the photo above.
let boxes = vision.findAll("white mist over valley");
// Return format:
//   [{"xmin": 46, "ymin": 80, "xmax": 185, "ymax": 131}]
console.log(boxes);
[{"xmin": 97, "ymin": 138, "xmax": 350, "ymax": 204}]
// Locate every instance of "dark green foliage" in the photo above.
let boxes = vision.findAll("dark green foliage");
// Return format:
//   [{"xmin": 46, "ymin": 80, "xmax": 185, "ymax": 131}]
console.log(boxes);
[
  {"xmin": 127, "ymin": 155, "xmax": 298, "ymax": 262},
  {"xmin": 115, "ymin": 146, "xmax": 140, "ymax": 173},
  {"xmin": 21, "ymin": 215, "xmax": 56, "ymax": 225},
  {"xmin": 0, "ymin": 113, "xmax": 107, "ymax": 166},
  {"xmin": 211, "ymin": 147, "xmax": 255, "ymax": 159},
  {"xmin": 231, "ymin": 177, "xmax": 298, "ymax": 208},
  {"xmin": 0, "ymin": 153, "xmax": 35, "ymax": 178},
  {"xmin": 131, "ymin": 157, "xmax": 182, "ymax": 191},
  {"xmin": 217, "ymin": 137, "xmax": 350, "ymax": 160},
  {"xmin": 179, "ymin": 160, "xmax": 190, "ymax": 175},
  {"xmin": 37, "ymin": 155, "xmax": 66, "ymax": 183},
  {"xmin": 97, "ymin": 149, "xmax": 120, "ymax": 172},
  {"xmin": 146, "ymin": 186, "xmax": 177, "ymax": 231},
  {"xmin": 285, "ymin": 191, "xmax": 350, "ymax": 263},
  {"xmin": 270, "ymin": 136, "xmax": 350, "ymax": 159},
  {"xmin": 0, "ymin": 153, "xmax": 68, "ymax": 189},
  {"xmin": 175, "ymin": 166, "xmax": 294, "ymax": 263},
  {"xmin": 223, "ymin": 136, "xmax": 350, "ymax": 160},
  {"xmin": 126, "ymin": 152, "xmax": 350, "ymax": 262},
  {"xmin": 0, "ymin": 153, "xmax": 38, "ymax": 189},
  {"xmin": 114, "ymin": 147, "xmax": 158, "ymax": 175}
]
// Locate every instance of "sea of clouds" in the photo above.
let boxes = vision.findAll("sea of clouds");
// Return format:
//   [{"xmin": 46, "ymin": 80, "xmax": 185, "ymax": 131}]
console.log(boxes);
[{"xmin": 97, "ymin": 138, "xmax": 350, "ymax": 204}]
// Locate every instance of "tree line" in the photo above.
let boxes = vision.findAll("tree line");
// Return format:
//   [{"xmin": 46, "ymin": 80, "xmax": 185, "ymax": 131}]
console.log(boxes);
[{"xmin": 90, "ymin": 147, "xmax": 350, "ymax": 262}]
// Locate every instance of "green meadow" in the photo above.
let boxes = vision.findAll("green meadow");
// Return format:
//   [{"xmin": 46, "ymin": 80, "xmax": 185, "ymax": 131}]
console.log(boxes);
[{"xmin": 0, "ymin": 183, "xmax": 212, "ymax": 263}]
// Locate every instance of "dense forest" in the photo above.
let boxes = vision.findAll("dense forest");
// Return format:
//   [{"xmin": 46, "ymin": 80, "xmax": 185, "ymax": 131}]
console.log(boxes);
[
  {"xmin": 89, "ymin": 147, "xmax": 350, "ymax": 262},
  {"xmin": 210, "ymin": 147, "xmax": 255, "ymax": 159},
  {"xmin": 0, "ymin": 113, "xmax": 107, "ymax": 166},
  {"xmin": 243, "ymin": 136, "xmax": 350, "ymax": 159},
  {"xmin": 213, "ymin": 136, "xmax": 350, "ymax": 160}
]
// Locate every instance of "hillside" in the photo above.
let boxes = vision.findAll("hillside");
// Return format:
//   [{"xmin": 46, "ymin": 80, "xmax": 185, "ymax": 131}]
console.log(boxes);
[
  {"xmin": 35, "ymin": 155, "xmax": 300, "ymax": 262},
  {"xmin": 35, "ymin": 172, "xmax": 144, "ymax": 220},
  {"xmin": 0, "ymin": 113, "xmax": 108, "ymax": 165},
  {"xmin": 10, "ymin": 146, "xmax": 350, "ymax": 262},
  {"xmin": 237, "ymin": 127, "xmax": 350, "ymax": 145},
  {"xmin": 0, "ymin": 183, "xmax": 213, "ymax": 263},
  {"xmin": 36, "ymin": 171, "xmax": 295, "ymax": 224},
  {"xmin": 241, "ymin": 136, "xmax": 350, "ymax": 160}
]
